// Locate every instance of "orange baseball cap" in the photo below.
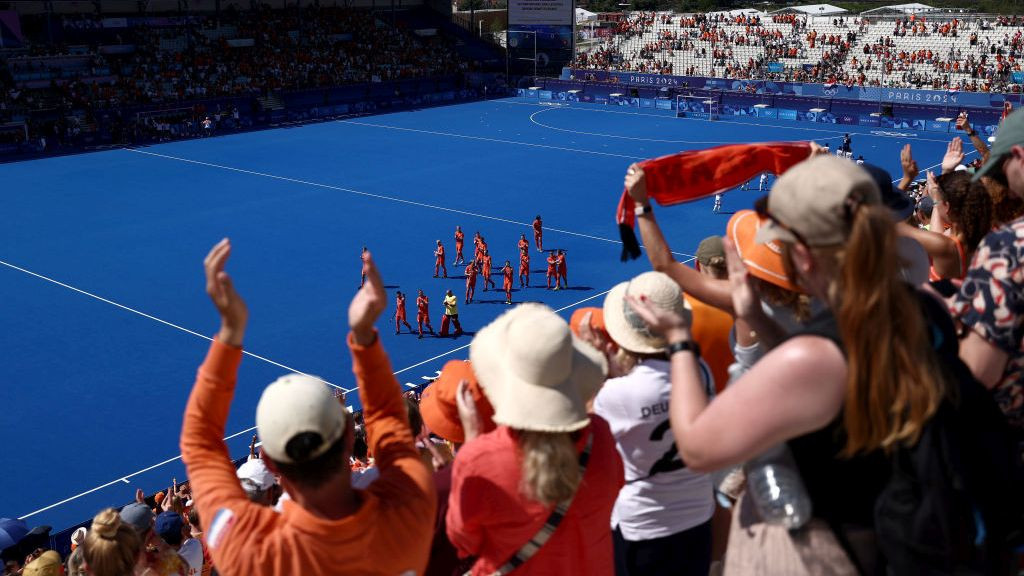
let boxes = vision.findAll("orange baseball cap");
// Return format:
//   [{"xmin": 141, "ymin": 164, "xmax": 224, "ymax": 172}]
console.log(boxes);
[
  {"xmin": 569, "ymin": 307, "xmax": 608, "ymax": 341},
  {"xmin": 726, "ymin": 209, "xmax": 801, "ymax": 293},
  {"xmin": 419, "ymin": 360, "xmax": 495, "ymax": 444}
]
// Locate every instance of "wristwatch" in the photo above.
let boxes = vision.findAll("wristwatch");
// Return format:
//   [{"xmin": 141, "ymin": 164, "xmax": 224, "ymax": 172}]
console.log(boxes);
[
  {"xmin": 967, "ymin": 129, "xmax": 977, "ymax": 137},
  {"xmin": 667, "ymin": 340, "xmax": 701, "ymax": 357},
  {"xmin": 635, "ymin": 204, "xmax": 652, "ymax": 216}
]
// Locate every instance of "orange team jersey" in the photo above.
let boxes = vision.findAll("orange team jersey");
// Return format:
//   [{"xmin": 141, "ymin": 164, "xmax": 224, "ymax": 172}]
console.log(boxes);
[
  {"xmin": 533, "ymin": 219, "xmax": 542, "ymax": 234},
  {"xmin": 502, "ymin": 266, "xmax": 513, "ymax": 288},
  {"xmin": 417, "ymin": 296, "xmax": 429, "ymax": 315},
  {"xmin": 546, "ymin": 255, "xmax": 557, "ymax": 272},
  {"xmin": 519, "ymin": 255, "xmax": 529, "ymax": 273},
  {"xmin": 435, "ymin": 246, "xmax": 445, "ymax": 260},
  {"xmin": 455, "ymin": 231, "xmax": 464, "ymax": 246},
  {"xmin": 518, "ymin": 238, "xmax": 529, "ymax": 253},
  {"xmin": 556, "ymin": 254, "xmax": 566, "ymax": 273},
  {"xmin": 396, "ymin": 295, "xmax": 407, "ymax": 318},
  {"xmin": 466, "ymin": 265, "xmax": 478, "ymax": 285},
  {"xmin": 180, "ymin": 338, "xmax": 436, "ymax": 576},
  {"xmin": 482, "ymin": 256, "xmax": 492, "ymax": 275}
]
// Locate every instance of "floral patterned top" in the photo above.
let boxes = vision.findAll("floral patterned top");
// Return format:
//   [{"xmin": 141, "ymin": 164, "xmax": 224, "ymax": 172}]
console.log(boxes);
[{"xmin": 950, "ymin": 218, "xmax": 1024, "ymax": 431}]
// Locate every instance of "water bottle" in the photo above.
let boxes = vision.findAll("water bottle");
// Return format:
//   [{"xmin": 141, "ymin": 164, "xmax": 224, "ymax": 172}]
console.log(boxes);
[{"xmin": 745, "ymin": 444, "xmax": 812, "ymax": 530}]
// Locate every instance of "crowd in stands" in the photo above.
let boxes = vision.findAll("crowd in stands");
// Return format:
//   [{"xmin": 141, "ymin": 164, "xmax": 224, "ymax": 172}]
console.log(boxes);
[
  {"xmin": 5, "ymin": 108, "xmax": 1024, "ymax": 575},
  {"xmin": 574, "ymin": 10, "xmax": 1024, "ymax": 92},
  {"xmin": 0, "ymin": 5, "xmax": 467, "ymax": 150}
]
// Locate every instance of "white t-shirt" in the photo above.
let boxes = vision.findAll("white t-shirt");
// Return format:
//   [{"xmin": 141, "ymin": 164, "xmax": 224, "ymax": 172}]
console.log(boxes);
[{"xmin": 594, "ymin": 359, "xmax": 715, "ymax": 541}]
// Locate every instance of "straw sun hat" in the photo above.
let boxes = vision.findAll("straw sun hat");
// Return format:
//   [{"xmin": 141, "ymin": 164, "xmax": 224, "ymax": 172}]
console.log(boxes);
[
  {"xmin": 469, "ymin": 303, "xmax": 607, "ymax": 432},
  {"xmin": 603, "ymin": 271, "xmax": 692, "ymax": 355}
]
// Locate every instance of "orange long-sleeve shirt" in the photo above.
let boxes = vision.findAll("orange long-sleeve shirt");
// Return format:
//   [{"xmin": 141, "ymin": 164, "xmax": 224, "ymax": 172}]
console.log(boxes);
[{"xmin": 181, "ymin": 333, "xmax": 436, "ymax": 576}]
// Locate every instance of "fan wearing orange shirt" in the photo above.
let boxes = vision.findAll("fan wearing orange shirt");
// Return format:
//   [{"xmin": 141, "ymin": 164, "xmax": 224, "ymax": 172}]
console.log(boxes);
[
  {"xmin": 395, "ymin": 291, "xmax": 413, "ymax": 334},
  {"xmin": 501, "ymin": 260, "xmax": 514, "ymax": 304},
  {"xmin": 519, "ymin": 249, "xmax": 530, "ymax": 288},
  {"xmin": 546, "ymin": 251, "xmax": 558, "ymax": 290},
  {"xmin": 533, "ymin": 215, "xmax": 543, "ymax": 252},
  {"xmin": 453, "ymin": 226, "xmax": 465, "ymax": 266},
  {"xmin": 556, "ymin": 249, "xmax": 568, "ymax": 289},
  {"xmin": 481, "ymin": 250, "xmax": 497, "ymax": 291},
  {"xmin": 416, "ymin": 289, "xmax": 434, "ymax": 339},
  {"xmin": 434, "ymin": 240, "xmax": 447, "ymax": 279},
  {"xmin": 465, "ymin": 261, "xmax": 478, "ymax": 305}
]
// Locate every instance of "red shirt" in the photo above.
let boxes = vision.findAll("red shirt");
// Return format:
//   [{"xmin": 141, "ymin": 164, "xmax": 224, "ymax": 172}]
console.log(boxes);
[
  {"xmin": 546, "ymin": 255, "xmax": 558, "ymax": 272},
  {"xmin": 519, "ymin": 238, "xmax": 529, "ymax": 253},
  {"xmin": 396, "ymin": 294, "xmax": 407, "ymax": 318},
  {"xmin": 481, "ymin": 255, "xmax": 492, "ymax": 275},
  {"xmin": 447, "ymin": 419, "xmax": 622, "ymax": 576},
  {"xmin": 556, "ymin": 254, "xmax": 566, "ymax": 274},
  {"xmin": 502, "ymin": 266, "xmax": 513, "ymax": 288},
  {"xmin": 435, "ymin": 245, "xmax": 445, "ymax": 259},
  {"xmin": 466, "ymin": 265, "xmax": 478, "ymax": 285},
  {"xmin": 455, "ymin": 230, "xmax": 464, "ymax": 247},
  {"xmin": 533, "ymin": 219, "xmax": 542, "ymax": 234},
  {"xmin": 417, "ymin": 296, "xmax": 429, "ymax": 315}
]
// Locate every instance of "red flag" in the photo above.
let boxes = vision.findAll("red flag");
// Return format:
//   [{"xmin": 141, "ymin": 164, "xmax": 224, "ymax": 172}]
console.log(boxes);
[{"xmin": 618, "ymin": 142, "xmax": 812, "ymax": 260}]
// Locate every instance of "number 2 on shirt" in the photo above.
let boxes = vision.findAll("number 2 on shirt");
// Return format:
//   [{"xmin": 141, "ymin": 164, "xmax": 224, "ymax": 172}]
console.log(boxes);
[{"xmin": 647, "ymin": 419, "xmax": 686, "ymax": 477}]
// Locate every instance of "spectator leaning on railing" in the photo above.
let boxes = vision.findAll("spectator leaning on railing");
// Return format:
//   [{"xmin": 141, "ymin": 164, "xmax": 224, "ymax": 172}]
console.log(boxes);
[{"xmin": 180, "ymin": 239, "xmax": 435, "ymax": 576}]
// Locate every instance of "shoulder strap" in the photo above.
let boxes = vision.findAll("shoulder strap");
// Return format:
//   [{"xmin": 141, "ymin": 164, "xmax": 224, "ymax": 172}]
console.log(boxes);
[{"xmin": 479, "ymin": 430, "xmax": 595, "ymax": 576}]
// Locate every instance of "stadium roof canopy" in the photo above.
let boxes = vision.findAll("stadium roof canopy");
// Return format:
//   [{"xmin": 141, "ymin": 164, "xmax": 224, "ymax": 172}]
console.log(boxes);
[
  {"xmin": 860, "ymin": 3, "xmax": 939, "ymax": 15},
  {"xmin": 770, "ymin": 4, "xmax": 849, "ymax": 16},
  {"xmin": 576, "ymin": 8, "xmax": 598, "ymax": 22},
  {"xmin": 708, "ymin": 8, "xmax": 767, "ymax": 17}
]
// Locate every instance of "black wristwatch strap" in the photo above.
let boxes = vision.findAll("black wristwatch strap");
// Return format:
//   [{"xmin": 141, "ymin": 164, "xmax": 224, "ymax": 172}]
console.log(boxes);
[{"xmin": 667, "ymin": 340, "xmax": 701, "ymax": 357}]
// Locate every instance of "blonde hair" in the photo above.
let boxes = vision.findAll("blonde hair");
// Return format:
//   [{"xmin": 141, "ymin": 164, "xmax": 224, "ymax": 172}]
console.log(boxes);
[
  {"xmin": 82, "ymin": 508, "xmax": 141, "ymax": 576},
  {"xmin": 518, "ymin": 431, "xmax": 581, "ymax": 506},
  {"xmin": 827, "ymin": 205, "xmax": 946, "ymax": 454}
]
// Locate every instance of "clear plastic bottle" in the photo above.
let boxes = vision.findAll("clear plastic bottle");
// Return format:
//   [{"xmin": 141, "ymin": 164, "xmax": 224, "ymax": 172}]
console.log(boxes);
[{"xmin": 744, "ymin": 444, "xmax": 813, "ymax": 530}]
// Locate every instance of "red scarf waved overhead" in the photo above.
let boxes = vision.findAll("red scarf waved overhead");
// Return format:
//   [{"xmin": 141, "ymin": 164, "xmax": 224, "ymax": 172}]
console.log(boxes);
[{"xmin": 617, "ymin": 142, "xmax": 812, "ymax": 260}]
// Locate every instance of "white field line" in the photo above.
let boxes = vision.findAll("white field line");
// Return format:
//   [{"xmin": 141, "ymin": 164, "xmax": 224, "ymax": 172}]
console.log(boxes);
[
  {"xmin": 0, "ymin": 259, "xmax": 348, "ymax": 391},
  {"xmin": 15, "ymin": 283, "xmax": 642, "ymax": 521},
  {"xmin": 125, "ymin": 148, "xmax": 697, "ymax": 260}
]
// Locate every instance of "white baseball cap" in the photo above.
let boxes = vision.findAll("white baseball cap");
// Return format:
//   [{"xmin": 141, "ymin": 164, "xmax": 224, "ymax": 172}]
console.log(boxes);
[{"xmin": 256, "ymin": 374, "xmax": 346, "ymax": 464}]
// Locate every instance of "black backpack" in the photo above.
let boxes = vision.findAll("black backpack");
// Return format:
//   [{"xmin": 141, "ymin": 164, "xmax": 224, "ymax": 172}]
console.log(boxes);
[{"xmin": 874, "ymin": 291, "xmax": 1024, "ymax": 575}]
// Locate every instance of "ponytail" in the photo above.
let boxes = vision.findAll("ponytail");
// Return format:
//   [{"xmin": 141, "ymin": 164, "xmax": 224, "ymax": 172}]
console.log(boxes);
[{"xmin": 836, "ymin": 205, "xmax": 945, "ymax": 455}]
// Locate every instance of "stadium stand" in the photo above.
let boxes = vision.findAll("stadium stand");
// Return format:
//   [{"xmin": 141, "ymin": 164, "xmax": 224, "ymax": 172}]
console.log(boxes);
[
  {"xmin": 573, "ymin": 10, "xmax": 1024, "ymax": 93},
  {"xmin": 4, "ymin": 3, "xmax": 1024, "ymax": 576},
  {"xmin": 0, "ymin": 4, "xmax": 493, "ymax": 155}
]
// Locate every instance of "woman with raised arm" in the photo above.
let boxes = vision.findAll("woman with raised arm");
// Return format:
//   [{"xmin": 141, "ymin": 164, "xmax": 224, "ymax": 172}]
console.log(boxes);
[
  {"xmin": 627, "ymin": 156, "xmax": 949, "ymax": 573},
  {"xmin": 897, "ymin": 170, "xmax": 992, "ymax": 280}
]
